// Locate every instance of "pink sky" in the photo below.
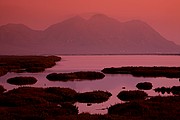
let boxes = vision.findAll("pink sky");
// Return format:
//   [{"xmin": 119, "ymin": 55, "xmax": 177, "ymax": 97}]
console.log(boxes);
[{"xmin": 0, "ymin": 0, "xmax": 180, "ymax": 44}]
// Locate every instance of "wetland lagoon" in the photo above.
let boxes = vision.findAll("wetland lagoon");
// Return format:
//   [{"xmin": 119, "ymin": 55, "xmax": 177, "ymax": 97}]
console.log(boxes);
[{"xmin": 0, "ymin": 55, "xmax": 180, "ymax": 119}]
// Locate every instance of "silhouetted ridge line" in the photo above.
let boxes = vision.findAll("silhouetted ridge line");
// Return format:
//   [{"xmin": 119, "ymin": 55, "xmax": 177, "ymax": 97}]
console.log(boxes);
[{"xmin": 0, "ymin": 14, "xmax": 180, "ymax": 55}]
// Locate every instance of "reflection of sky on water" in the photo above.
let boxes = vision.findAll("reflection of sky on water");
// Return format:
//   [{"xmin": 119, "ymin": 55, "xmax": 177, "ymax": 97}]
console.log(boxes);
[{"xmin": 0, "ymin": 55, "xmax": 180, "ymax": 114}]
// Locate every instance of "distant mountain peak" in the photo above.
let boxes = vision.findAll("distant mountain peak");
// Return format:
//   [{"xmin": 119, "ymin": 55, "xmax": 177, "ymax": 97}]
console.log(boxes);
[
  {"xmin": 45, "ymin": 15, "xmax": 86, "ymax": 31},
  {"xmin": 69, "ymin": 15, "xmax": 85, "ymax": 20},
  {"xmin": 88, "ymin": 14, "xmax": 121, "ymax": 24},
  {"xmin": 89, "ymin": 14, "xmax": 116, "ymax": 21},
  {"xmin": 1, "ymin": 14, "xmax": 180, "ymax": 55},
  {"xmin": 125, "ymin": 19, "xmax": 148, "ymax": 25},
  {"xmin": 1, "ymin": 23, "xmax": 30, "ymax": 29},
  {"xmin": 90, "ymin": 14, "xmax": 109, "ymax": 19},
  {"xmin": 0, "ymin": 23, "xmax": 42, "ymax": 33},
  {"xmin": 63, "ymin": 15, "xmax": 86, "ymax": 23}
]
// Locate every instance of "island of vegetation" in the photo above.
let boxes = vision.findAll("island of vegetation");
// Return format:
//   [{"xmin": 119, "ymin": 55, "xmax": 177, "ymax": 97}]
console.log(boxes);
[
  {"xmin": 136, "ymin": 82, "xmax": 153, "ymax": 90},
  {"xmin": 76, "ymin": 90, "xmax": 112, "ymax": 103},
  {"xmin": 46, "ymin": 71, "xmax": 105, "ymax": 81},
  {"xmin": 7, "ymin": 77, "xmax": 38, "ymax": 85},
  {"xmin": 117, "ymin": 90, "xmax": 148, "ymax": 101},
  {"xmin": 0, "ymin": 55, "xmax": 61, "ymax": 77},
  {"xmin": 102, "ymin": 66, "xmax": 180, "ymax": 78},
  {"xmin": 154, "ymin": 86, "xmax": 180, "ymax": 95}
]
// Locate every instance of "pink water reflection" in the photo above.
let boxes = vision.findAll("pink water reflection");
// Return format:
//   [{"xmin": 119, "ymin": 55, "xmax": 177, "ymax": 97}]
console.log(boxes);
[{"xmin": 49, "ymin": 55, "xmax": 180, "ymax": 72}]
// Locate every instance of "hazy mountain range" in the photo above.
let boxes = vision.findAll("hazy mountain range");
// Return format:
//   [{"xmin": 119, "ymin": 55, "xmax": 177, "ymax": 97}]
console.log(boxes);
[{"xmin": 0, "ymin": 14, "xmax": 180, "ymax": 55}]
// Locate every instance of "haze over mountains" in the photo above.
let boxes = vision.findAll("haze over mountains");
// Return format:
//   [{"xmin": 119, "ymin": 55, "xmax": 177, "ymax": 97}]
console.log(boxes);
[{"xmin": 0, "ymin": 14, "xmax": 180, "ymax": 55}]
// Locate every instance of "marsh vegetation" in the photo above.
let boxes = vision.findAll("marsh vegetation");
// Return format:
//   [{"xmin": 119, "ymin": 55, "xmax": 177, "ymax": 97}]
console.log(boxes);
[
  {"xmin": 154, "ymin": 86, "xmax": 180, "ymax": 95},
  {"xmin": 102, "ymin": 66, "xmax": 180, "ymax": 78},
  {"xmin": 0, "ymin": 55, "xmax": 61, "ymax": 76},
  {"xmin": 76, "ymin": 90, "xmax": 112, "ymax": 103},
  {"xmin": 117, "ymin": 90, "xmax": 148, "ymax": 101},
  {"xmin": 46, "ymin": 71, "xmax": 105, "ymax": 81},
  {"xmin": 0, "ymin": 55, "xmax": 180, "ymax": 119},
  {"xmin": 0, "ymin": 85, "xmax": 6, "ymax": 93},
  {"xmin": 136, "ymin": 82, "xmax": 153, "ymax": 90},
  {"xmin": 7, "ymin": 77, "xmax": 37, "ymax": 85},
  {"xmin": 108, "ymin": 95, "xmax": 180, "ymax": 120}
]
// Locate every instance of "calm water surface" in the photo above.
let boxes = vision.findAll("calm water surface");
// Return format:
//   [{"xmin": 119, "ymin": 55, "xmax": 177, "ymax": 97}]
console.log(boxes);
[{"xmin": 0, "ymin": 55, "xmax": 180, "ymax": 114}]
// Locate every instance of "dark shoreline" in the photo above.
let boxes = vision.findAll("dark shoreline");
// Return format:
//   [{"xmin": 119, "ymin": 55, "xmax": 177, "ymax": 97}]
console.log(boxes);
[
  {"xmin": 0, "ymin": 55, "xmax": 61, "ymax": 77},
  {"xmin": 52, "ymin": 53, "xmax": 180, "ymax": 56},
  {"xmin": 102, "ymin": 66, "xmax": 180, "ymax": 78}
]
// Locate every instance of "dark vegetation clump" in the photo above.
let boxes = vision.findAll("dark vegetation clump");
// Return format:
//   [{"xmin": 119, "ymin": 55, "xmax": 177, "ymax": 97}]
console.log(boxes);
[
  {"xmin": 171, "ymin": 86, "xmax": 180, "ymax": 95},
  {"xmin": 102, "ymin": 67, "xmax": 133, "ymax": 74},
  {"xmin": 0, "ymin": 55, "xmax": 61, "ymax": 76},
  {"xmin": 0, "ymin": 67, "xmax": 8, "ymax": 77},
  {"xmin": 102, "ymin": 66, "xmax": 180, "ymax": 78},
  {"xmin": 0, "ymin": 85, "xmax": 6, "ymax": 93},
  {"xmin": 49, "ymin": 113, "xmax": 127, "ymax": 120},
  {"xmin": 4, "ymin": 87, "xmax": 78, "ymax": 104},
  {"xmin": 108, "ymin": 95, "xmax": 180, "ymax": 120},
  {"xmin": 136, "ymin": 82, "xmax": 153, "ymax": 90},
  {"xmin": 44, "ymin": 87, "xmax": 78, "ymax": 102},
  {"xmin": 0, "ymin": 87, "xmax": 78, "ymax": 119},
  {"xmin": 7, "ymin": 77, "xmax": 37, "ymax": 85},
  {"xmin": 154, "ymin": 86, "xmax": 180, "ymax": 95},
  {"xmin": 0, "ymin": 87, "xmax": 112, "ymax": 119},
  {"xmin": 117, "ymin": 90, "xmax": 148, "ymax": 101},
  {"xmin": 46, "ymin": 71, "xmax": 105, "ymax": 81},
  {"xmin": 108, "ymin": 101, "xmax": 148, "ymax": 116},
  {"xmin": 0, "ymin": 86, "xmax": 179, "ymax": 119},
  {"xmin": 26, "ymin": 67, "xmax": 45, "ymax": 73},
  {"xmin": 76, "ymin": 90, "xmax": 112, "ymax": 103}
]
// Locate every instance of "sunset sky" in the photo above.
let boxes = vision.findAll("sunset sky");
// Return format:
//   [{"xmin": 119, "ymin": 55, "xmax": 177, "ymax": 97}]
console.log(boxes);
[{"xmin": 0, "ymin": 0, "xmax": 180, "ymax": 44}]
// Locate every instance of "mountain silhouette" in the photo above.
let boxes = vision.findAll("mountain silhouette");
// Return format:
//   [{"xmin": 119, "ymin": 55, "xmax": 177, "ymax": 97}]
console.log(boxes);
[{"xmin": 0, "ymin": 14, "xmax": 180, "ymax": 55}]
